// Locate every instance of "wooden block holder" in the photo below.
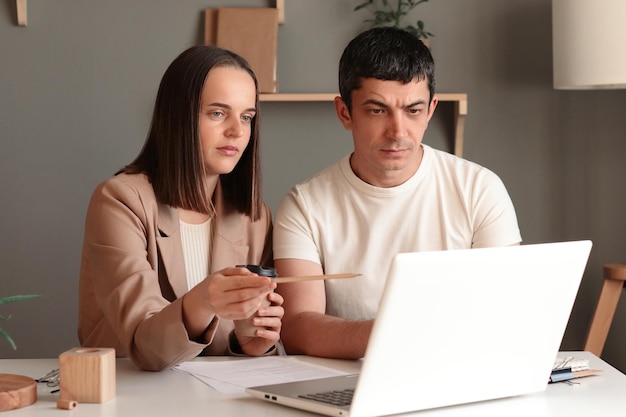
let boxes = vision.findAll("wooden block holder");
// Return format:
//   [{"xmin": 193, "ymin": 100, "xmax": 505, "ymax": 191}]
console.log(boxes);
[
  {"xmin": 0, "ymin": 374, "xmax": 36, "ymax": 411},
  {"xmin": 59, "ymin": 347, "xmax": 116, "ymax": 403}
]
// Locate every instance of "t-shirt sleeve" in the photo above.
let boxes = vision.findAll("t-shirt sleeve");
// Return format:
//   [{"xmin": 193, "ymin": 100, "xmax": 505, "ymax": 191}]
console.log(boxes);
[
  {"xmin": 273, "ymin": 187, "xmax": 323, "ymax": 264},
  {"xmin": 470, "ymin": 169, "xmax": 522, "ymax": 248}
]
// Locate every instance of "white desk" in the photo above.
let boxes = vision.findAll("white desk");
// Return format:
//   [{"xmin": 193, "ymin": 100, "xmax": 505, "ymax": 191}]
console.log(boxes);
[{"xmin": 1, "ymin": 351, "xmax": 624, "ymax": 416}]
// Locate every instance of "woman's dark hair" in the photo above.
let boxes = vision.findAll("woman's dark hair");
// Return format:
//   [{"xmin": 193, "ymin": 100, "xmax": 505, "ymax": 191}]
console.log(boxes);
[
  {"xmin": 119, "ymin": 45, "xmax": 263, "ymax": 220},
  {"xmin": 338, "ymin": 27, "xmax": 436, "ymax": 112}
]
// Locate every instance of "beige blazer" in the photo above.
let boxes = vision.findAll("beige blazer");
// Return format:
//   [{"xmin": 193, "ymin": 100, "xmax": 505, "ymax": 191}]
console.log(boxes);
[{"xmin": 78, "ymin": 173, "xmax": 272, "ymax": 371}]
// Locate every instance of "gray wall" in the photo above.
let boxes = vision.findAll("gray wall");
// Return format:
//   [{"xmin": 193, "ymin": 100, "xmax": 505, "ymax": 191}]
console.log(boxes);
[{"xmin": 2, "ymin": 1, "xmax": 625, "ymax": 372}]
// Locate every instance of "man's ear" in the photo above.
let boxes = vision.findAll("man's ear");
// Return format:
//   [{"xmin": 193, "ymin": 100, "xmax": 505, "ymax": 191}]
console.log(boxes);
[
  {"xmin": 334, "ymin": 96, "xmax": 352, "ymax": 130},
  {"xmin": 427, "ymin": 96, "xmax": 439, "ymax": 121}
]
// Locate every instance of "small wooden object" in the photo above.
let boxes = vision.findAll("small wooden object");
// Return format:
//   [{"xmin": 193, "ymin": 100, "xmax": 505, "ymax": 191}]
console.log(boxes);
[
  {"xmin": 56, "ymin": 399, "xmax": 78, "ymax": 410},
  {"xmin": 59, "ymin": 347, "xmax": 115, "ymax": 403},
  {"xmin": 0, "ymin": 374, "xmax": 37, "ymax": 411}
]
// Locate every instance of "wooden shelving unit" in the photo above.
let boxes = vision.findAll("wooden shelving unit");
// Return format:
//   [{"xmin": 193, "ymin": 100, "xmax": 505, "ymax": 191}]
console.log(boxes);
[
  {"xmin": 276, "ymin": 0, "xmax": 284, "ymax": 24},
  {"xmin": 16, "ymin": 0, "xmax": 27, "ymax": 26},
  {"xmin": 259, "ymin": 93, "xmax": 468, "ymax": 157}
]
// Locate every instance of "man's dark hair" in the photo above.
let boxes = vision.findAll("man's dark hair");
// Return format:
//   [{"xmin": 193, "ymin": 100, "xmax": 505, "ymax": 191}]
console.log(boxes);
[{"xmin": 338, "ymin": 27, "xmax": 436, "ymax": 112}]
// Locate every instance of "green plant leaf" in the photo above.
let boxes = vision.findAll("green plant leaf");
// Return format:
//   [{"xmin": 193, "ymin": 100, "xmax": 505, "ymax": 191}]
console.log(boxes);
[
  {"xmin": 354, "ymin": 0, "xmax": 375, "ymax": 11},
  {"xmin": 0, "ymin": 295, "xmax": 41, "ymax": 304},
  {"xmin": 353, "ymin": 0, "xmax": 434, "ymax": 38},
  {"xmin": 0, "ymin": 294, "xmax": 40, "ymax": 350},
  {"xmin": 0, "ymin": 328, "xmax": 18, "ymax": 350}
]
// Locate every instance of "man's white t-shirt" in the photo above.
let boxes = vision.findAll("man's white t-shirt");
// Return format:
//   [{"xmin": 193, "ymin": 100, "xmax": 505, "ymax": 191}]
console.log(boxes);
[{"xmin": 274, "ymin": 145, "xmax": 522, "ymax": 321}]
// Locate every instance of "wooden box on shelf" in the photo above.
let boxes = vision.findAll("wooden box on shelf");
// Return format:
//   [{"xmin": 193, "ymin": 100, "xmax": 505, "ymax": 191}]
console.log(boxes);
[{"xmin": 205, "ymin": 8, "xmax": 279, "ymax": 93}]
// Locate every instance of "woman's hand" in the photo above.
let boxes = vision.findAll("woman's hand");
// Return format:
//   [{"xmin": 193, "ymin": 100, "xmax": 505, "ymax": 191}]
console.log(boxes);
[
  {"xmin": 182, "ymin": 267, "xmax": 277, "ymax": 341},
  {"xmin": 204, "ymin": 267, "xmax": 277, "ymax": 319},
  {"xmin": 234, "ymin": 291, "xmax": 284, "ymax": 356}
]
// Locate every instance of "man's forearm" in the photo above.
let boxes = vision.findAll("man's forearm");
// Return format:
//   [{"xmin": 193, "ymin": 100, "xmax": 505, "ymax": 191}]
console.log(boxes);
[{"xmin": 281, "ymin": 311, "xmax": 372, "ymax": 359}]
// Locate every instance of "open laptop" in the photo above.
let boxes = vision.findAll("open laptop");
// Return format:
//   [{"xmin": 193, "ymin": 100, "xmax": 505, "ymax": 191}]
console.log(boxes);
[{"xmin": 246, "ymin": 240, "xmax": 593, "ymax": 417}]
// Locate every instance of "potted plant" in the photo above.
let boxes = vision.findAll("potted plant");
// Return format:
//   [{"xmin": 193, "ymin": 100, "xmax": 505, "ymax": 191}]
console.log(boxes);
[
  {"xmin": 0, "ymin": 294, "xmax": 41, "ymax": 412},
  {"xmin": 1, "ymin": 294, "xmax": 40, "ymax": 350},
  {"xmin": 353, "ymin": 0, "xmax": 434, "ymax": 43}
]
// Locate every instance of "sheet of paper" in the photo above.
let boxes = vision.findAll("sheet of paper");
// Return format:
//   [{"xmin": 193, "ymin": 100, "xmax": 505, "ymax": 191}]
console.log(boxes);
[
  {"xmin": 553, "ymin": 357, "xmax": 590, "ymax": 371},
  {"xmin": 175, "ymin": 356, "xmax": 350, "ymax": 394}
]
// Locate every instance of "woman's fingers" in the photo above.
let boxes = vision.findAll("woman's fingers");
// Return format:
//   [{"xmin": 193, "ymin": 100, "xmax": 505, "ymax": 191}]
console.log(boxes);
[{"xmin": 206, "ymin": 270, "xmax": 276, "ymax": 320}]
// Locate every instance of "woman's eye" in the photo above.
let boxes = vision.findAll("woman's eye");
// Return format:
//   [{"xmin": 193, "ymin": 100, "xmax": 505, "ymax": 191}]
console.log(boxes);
[
  {"xmin": 241, "ymin": 114, "xmax": 254, "ymax": 123},
  {"xmin": 211, "ymin": 111, "xmax": 224, "ymax": 118}
]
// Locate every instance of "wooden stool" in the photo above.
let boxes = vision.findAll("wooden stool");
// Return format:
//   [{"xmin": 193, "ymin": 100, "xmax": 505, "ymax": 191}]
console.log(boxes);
[{"xmin": 584, "ymin": 263, "xmax": 626, "ymax": 356}]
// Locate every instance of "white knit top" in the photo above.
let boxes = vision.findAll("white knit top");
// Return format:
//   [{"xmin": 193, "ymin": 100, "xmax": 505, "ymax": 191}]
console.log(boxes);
[{"xmin": 179, "ymin": 219, "xmax": 211, "ymax": 290}]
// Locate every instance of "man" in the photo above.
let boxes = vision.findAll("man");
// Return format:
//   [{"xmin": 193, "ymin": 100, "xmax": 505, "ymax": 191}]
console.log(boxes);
[{"xmin": 273, "ymin": 27, "xmax": 521, "ymax": 359}]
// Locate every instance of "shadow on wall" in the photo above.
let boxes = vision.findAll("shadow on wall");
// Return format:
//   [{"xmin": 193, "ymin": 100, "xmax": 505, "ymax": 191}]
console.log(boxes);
[
  {"xmin": 492, "ymin": 1, "xmax": 553, "ymax": 87},
  {"xmin": 2, "ymin": 0, "xmax": 17, "ymax": 25}
]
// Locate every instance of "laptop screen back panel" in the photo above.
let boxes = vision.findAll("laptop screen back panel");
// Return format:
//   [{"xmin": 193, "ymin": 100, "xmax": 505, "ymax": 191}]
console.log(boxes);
[{"xmin": 350, "ymin": 241, "xmax": 592, "ymax": 417}]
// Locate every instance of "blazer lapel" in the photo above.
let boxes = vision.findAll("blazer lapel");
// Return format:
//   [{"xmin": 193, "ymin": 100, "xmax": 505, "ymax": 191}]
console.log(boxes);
[
  {"xmin": 154, "ymin": 182, "xmax": 249, "ymax": 295},
  {"xmin": 156, "ymin": 202, "xmax": 188, "ymax": 299}
]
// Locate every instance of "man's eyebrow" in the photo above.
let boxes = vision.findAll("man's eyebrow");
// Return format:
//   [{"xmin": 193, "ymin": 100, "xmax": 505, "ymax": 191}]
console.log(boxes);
[
  {"xmin": 362, "ymin": 99, "xmax": 388, "ymax": 108},
  {"xmin": 361, "ymin": 99, "xmax": 428, "ymax": 108},
  {"xmin": 405, "ymin": 99, "xmax": 429, "ymax": 107}
]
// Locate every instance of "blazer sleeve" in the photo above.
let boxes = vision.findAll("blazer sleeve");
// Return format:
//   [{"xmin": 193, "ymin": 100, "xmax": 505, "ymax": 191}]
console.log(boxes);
[{"xmin": 80, "ymin": 177, "xmax": 211, "ymax": 371}]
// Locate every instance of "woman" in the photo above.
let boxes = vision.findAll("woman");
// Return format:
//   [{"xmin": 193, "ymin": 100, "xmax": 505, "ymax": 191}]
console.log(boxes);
[{"xmin": 78, "ymin": 46, "xmax": 283, "ymax": 371}]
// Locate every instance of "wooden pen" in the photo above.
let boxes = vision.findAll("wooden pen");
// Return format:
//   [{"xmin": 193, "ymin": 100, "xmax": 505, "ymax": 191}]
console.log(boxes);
[{"xmin": 272, "ymin": 273, "xmax": 361, "ymax": 284}]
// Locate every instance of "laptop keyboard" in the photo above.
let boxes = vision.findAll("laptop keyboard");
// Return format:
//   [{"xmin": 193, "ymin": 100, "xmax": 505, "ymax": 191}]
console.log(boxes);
[{"xmin": 298, "ymin": 388, "xmax": 355, "ymax": 406}]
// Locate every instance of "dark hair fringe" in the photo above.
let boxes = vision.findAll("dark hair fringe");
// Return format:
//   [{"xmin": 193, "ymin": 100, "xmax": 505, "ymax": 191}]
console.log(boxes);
[{"xmin": 338, "ymin": 27, "xmax": 436, "ymax": 112}]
